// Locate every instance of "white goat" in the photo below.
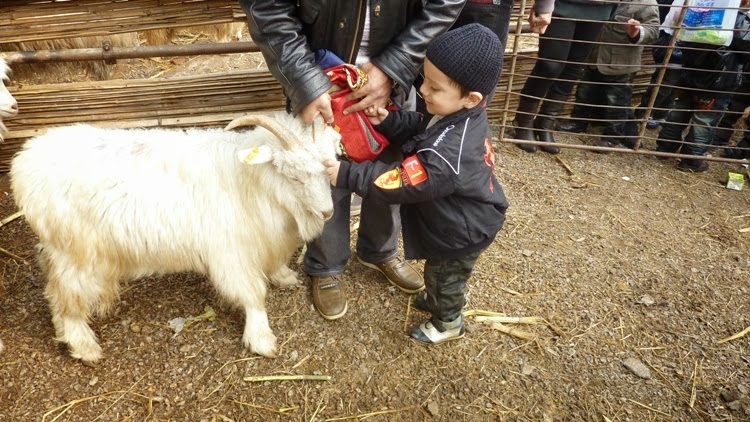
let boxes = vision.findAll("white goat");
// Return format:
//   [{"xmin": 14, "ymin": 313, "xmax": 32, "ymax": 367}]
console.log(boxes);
[
  {"xmin": 11, "ymin": 113, "xmax": 340, "ymax": 363},
  {"xmin": 0, "ymin": 58, "xmax": 19, "ymax": 143}
]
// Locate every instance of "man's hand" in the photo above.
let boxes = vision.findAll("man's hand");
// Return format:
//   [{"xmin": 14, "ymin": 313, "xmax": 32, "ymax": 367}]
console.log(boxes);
[
  {"xmin": 343, "ymin": 62, "xmax": 393, "ymax": 114},
  {"xmin": 625, "ymin": 19, "xmax": 641, "ymax": 40},
  {"xmin": 364, "ymin": 105, "xmax": 389, "ymax": 125},
  {"xmin": 528, "ymin": 10, "xmax": 552, "ymax": 35},
  {"xmin": 301, "ymin": 93, "xmax": 334, "ymax": 126},
  {"xmin": 323, "ymin": 159, "xmax": 341, "ymax": 186}
]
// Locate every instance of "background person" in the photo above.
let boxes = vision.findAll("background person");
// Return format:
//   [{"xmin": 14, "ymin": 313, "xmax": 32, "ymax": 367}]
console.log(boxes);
[{"xmin": 512, "ymin": 0, "xmax": 617, "ymax": 154}]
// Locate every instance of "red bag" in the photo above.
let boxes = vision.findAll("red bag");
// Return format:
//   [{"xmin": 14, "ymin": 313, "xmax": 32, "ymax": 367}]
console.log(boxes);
[{"xmin": 325, "ymin": 64, "xmax": 390, "ymax": 162}]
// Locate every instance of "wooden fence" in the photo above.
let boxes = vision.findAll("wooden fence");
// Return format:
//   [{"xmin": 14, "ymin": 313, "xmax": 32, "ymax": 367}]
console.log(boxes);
[{"xmin": 0, "ymin": 0, "xmax": 656, "ymax": 172}]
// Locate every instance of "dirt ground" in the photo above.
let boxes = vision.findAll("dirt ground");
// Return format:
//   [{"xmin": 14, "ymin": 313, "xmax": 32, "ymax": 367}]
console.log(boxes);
[{"xmin": 1, "ymin": 33, "xmax": 750, "ymax": 421}]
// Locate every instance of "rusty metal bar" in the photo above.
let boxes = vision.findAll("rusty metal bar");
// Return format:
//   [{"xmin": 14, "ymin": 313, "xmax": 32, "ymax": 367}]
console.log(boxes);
[
  {"xmin": 1, "ymin": 42, "xmax": 261, "ymax": 65},
  {"xmin": 501, "ymin": 137, "xmax": 748, "ymax": 163}
]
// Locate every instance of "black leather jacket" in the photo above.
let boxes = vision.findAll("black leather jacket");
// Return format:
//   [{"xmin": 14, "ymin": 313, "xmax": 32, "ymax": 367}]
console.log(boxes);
[{"xmin": 240, "ymin": 0, "xmax": 465, "ymax": 114}]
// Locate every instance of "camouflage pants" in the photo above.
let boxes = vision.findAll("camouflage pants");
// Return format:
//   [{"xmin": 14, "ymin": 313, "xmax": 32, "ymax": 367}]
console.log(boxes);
[{"xmin": 423, "ymin": 249, "xmax": 483, "ymax": 322}]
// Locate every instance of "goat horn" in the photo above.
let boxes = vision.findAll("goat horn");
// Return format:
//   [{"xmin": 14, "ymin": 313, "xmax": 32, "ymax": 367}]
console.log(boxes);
[{"xmin": 224, "ymin": 114, "xmax": 296, "ymax": 150}]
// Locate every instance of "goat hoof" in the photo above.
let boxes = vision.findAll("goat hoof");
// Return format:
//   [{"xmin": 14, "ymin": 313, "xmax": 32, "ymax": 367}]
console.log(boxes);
[
  {"xmin": 69, "ymin": 338, "xmax": 103, "ymax": 364},
  {"xmin": 270, "ymin": 266, "xmax": 302, "ymax": 289},
  {"xmin": 246, "ymin": 333, "xmax": 278, "ymax": 358}
]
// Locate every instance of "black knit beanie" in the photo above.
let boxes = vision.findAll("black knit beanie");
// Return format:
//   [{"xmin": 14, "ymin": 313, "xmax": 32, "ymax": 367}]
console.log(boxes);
[{"xmin": 426, "ymin": 23, "xmax": 503, "ymax": 96}]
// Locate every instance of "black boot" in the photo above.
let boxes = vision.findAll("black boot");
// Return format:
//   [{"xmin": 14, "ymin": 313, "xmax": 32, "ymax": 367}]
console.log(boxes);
[
  {"xmin": 512, "ymin": 96, "xmax": 541, "ymax": 153},
  {"xmin": 723, "ymin": 137, "xmax": 750, "ymax": 159},
  {"xmin": 557, "ymin": 118, "xmax": 588, "ymax": 133},
  {"xmin": 533, "ymin": 93, "xmax": 567, "ymax": 154},
  {"xmin": 556, "ymin": 104, "xmax": 589, "ymax": 133}
]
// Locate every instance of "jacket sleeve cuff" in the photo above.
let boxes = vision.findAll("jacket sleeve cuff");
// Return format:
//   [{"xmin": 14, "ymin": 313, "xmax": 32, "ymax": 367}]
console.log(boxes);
[
  {"xmin": 289, "ymin": 71, "xmax": 334, "ymax": 115},
  {"xmin": 533, "ymin": 0, "xmax": 555, "ymax": 14},
  {"xmin": 337, "ymin": 160, "xmax": 352, "ymax": 190}
]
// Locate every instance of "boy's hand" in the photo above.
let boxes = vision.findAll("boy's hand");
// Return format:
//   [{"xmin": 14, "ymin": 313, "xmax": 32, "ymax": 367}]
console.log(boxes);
[
  {"xmin": 625, "ymin": 19, "xmax": 641, "ymax": 40},
  {"xmin": 364, "ymin": 105, "xmax": 388, "ymax": 125},
  {"xmin": 323, "ymin": 159, "xmax": 341, "ymax": 187}
]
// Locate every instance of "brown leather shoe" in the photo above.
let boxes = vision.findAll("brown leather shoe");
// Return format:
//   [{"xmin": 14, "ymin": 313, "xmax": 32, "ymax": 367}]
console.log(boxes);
[
  {"xmin": 310, "ymin": 275, "xmax": 347, "ymax": 320},
  {"xmin": 356, "ymin": 256, "xmax": 424, "ymax": 293}
]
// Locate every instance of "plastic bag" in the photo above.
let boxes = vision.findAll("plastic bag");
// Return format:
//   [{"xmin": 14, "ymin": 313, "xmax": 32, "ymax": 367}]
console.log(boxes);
[{"xmin": 662, "ymin": 0, "xmax": 740, "ymax": 46}]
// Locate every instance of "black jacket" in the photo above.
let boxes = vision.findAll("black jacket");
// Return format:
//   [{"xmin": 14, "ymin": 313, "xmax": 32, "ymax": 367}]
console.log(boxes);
[
  {"xmin": 240, "ymin": 0, "xmax": 465, "ymax": 114},
  {"xmin": 337, "ymin": 105, "xmax": 509, "ymax": 260},
  {"xmin": 679, "ymin": 10, "xmax": 750, "ymax": 97}
]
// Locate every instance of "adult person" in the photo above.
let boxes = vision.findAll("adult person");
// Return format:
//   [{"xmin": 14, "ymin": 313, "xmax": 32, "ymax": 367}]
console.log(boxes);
[
  {"xmin": 239, "ymin": 0, "xmax": 465, "ymax": 320},
  {"xmin": 556, "ymin": 0, "xmax": 660, "ymax": 150},
  {"xmin": 512, "ymin": 0, "xmax": 617, "ymax": 154}
]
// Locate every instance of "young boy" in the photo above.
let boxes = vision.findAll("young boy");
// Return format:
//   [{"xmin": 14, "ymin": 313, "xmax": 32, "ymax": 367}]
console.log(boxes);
[{"xmin": 323, "ymin": 24, "xmax": 509, "ymax": 344}]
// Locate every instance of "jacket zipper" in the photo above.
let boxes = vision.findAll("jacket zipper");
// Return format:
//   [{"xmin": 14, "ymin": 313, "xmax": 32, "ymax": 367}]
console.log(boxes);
[{"xmin": 347, "ymin": 0, "xmax": 364, "ymax": 63}]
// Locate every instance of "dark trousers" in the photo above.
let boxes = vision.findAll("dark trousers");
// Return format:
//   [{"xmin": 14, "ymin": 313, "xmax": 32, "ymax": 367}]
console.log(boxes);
[
  {"xmin": 636, "ymin": 31, "xmax": 682, "ymax": 120},
  {"xmin": 521, "ymin": 17, "xmax": 605, "ymax": 102},
  {"xmin": 714, "ymin": 76, "xmax": 750, "ymax": 146},
  {"xmin": 423, "ymin": 249, "xmax": 483, "ymax": 323},
  {"xmin": 571, "ymin": 67, "xmax": 635, "ymax": 137},
  {"xmin": 304, "ymin": 146, "xmax": 401, "ymax": 276},
  {"xmin": 453, "ymin": 0, "xmax": 513, "ymax": 51},
  {"xmin": 636, "ymin": 66, "xmax": 681, "ymax": 120},
  {"xmin": 657, "ymin": 90, "xmax": 728, "ymax": 156}
]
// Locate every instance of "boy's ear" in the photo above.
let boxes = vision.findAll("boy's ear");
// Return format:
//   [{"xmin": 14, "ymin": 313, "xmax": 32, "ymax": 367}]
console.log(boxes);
[{"xmin": 465, "ymin": 91, "xmax": 484, "ymax": 109}]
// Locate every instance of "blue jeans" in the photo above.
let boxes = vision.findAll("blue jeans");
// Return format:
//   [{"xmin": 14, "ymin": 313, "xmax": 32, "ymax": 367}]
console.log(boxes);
[
  {"xmin": 657, "ymin": 91, "xmax": 729, "ymax": 156},
  {"xmin": 304, "ymin": 147, "xmax": 401, "ymax": 276}
]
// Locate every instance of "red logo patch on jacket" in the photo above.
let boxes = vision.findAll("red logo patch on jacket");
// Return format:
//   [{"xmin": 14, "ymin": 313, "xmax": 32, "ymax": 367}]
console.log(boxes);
[
  {"xmin": 484, "ymin": 138, "xmax": 495, "ymax": 192},
  {"xmin": 401, "ymin": 155, "xmax": 428, "ymax": 186}
]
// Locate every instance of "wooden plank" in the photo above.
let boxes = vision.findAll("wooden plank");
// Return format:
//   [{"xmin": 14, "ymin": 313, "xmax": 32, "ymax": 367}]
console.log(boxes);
[{"xmin": 0, "ymin": 0, "xmax": 245, "ymax": 43}]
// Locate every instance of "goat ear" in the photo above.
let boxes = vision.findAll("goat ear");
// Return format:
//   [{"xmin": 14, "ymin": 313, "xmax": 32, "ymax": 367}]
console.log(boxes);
[{"xmin": 238, "ymin": 146, "xmax": 273, "ymax": 165}]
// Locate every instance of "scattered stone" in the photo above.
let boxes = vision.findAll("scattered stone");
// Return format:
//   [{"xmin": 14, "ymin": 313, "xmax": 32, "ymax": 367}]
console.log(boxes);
[
  {"xmin": 88, "ymin": 376, "xmax": 98, "ymax": 386},
  {"xmin": 522, "ymin": 250, "xmax": 534, "ymax": 257},
  {"xmin": 638, "ymin": 295, "xmax": 655, "ymax": 306},
  {"xmin": 521, "ymin": 363, "xmax": 535, "ymax": 376},
  {"xmin": 727, "ymin": 400, "xmax": 742, "ymax": 411},
  {"xmin": 130, "ymin": 322, "xmax": 142, "ymax": 333},
  {"xmin": 721, "ymin": 389, "xmax": 740, "ymax": 402},
  {"xmin": 622, "ymin": 357, "xmax": 651, "ymax": 379},
  {"xmin": 426, "ymin": 400, "xmax": 440, "ymax": 417},
  {"xmin": 290, "ymin": 350, "xmax": 298, "ymax": 361},
  {"xmin": 739, "ymin": 384, "xmax": 748, "ymax": 394}
]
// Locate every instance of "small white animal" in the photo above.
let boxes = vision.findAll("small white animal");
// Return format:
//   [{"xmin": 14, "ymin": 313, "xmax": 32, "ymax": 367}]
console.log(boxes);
[{"xmin": 11, "ymin": 113, "xmax": 340, "ymax": 363}]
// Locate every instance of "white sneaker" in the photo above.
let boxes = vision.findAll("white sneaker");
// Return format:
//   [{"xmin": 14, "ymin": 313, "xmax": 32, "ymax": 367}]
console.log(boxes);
[{"xmin": 410, "ymin": 316, "xmax": 464, "ymax": 345}]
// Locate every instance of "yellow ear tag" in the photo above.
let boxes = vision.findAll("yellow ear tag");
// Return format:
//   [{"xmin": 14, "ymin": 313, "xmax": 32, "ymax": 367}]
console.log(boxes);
[{"xmin": 238, "ymin": 146, "xmax": 273, "ymax": 165}]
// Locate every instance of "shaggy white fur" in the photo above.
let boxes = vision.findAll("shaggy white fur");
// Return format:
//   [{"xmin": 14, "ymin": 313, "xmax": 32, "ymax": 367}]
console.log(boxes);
[{"xmin": 11, "ymin": 112, "xmax": 340, "ymax": 363}]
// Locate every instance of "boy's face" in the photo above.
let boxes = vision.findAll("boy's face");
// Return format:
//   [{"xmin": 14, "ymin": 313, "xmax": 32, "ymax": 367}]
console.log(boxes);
[{"xmin": 419, "ymin": 59, "xmax": 480, "ymax": 117}]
